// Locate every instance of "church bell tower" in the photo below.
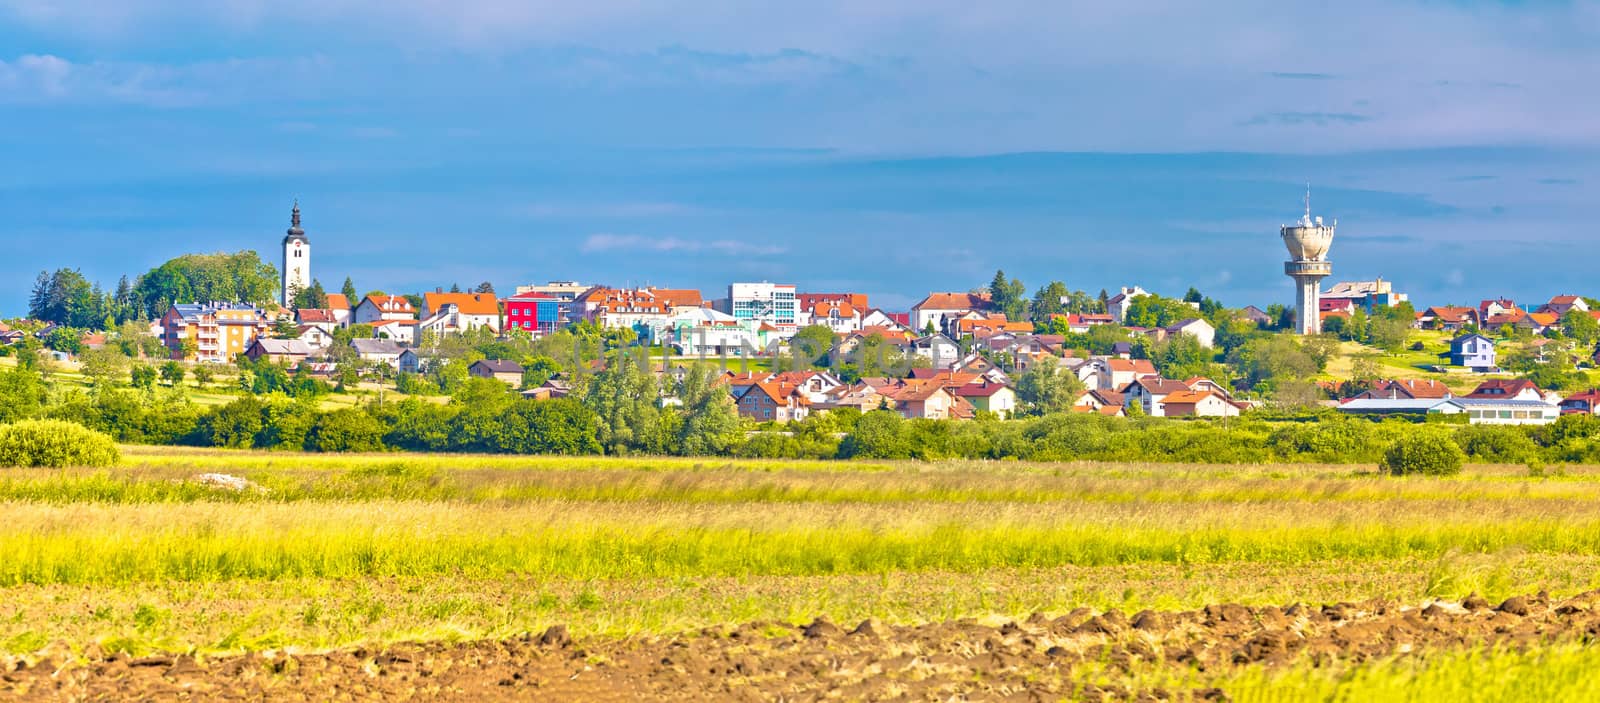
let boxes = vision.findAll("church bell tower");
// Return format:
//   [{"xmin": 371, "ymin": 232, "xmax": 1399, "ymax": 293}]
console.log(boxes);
[{"xmin": 282, "ymin": 201, "xmax": 311, "ymax": 308}]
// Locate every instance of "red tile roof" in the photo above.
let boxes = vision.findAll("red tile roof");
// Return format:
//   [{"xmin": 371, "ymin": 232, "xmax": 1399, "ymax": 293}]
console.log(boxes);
[
  {"xmin": 1467, "ymin": 379, "xmax": 1541, "ymax": 398},
  {"xmin": 913, "ymin": 292, "xmax": 992, "ymax": 311},
  {"xmin": 953, "ymin": 381, "xmax": 1012, "ymax": 398},
  {"xmin": 361, "ymin": 295, "xmax": 415, "ymax": 314},
  {"xmin": 424, "ymin": 292, "xmax": 500, "ymax": 317}
]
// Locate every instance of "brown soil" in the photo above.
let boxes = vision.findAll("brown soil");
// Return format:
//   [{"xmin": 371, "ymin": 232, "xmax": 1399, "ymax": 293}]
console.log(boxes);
[{"xmin": 4, "ymin": 590, "xmax": 1599, "ymax": 701}]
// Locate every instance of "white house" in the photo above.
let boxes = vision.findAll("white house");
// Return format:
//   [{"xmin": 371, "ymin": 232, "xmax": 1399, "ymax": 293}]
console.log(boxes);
[
  {"xmin": 1107, "ymin": 286, "xmax": 1150, "ymax": 322},
  {"xmin": 1088, "ymin": 357, "xmax": 1159, "ymax": 392},
  {"xmin": 350, "ymin": 338, "xmax": 404, "ymax": 368},
  {"xmin": 859, "ymin": 308, "xmax": 908, "ymax": 332},
  {"xmin": 1164, "ymin": 318, "xmax": 1216, "ymax": 348},
  {"xmin": 911, "ymin": 333, "xmax": 962, "ymax": 370},
  {"xmin": 1161, "ymin": 389, "xmax": 1242, "ymax": 418},
  {"xmin": 670, "ymin": 307, "xmax": 761, "ymax": 357},
  {"xmin": 910, "ymin": 293, "xmax": 991, "ymax": 333},
  {"xmin": 354, "ymin": 295, "xmax": 417, "ymax": 325},
  {"xmin": 420, "ymin": 292, "xmax": 501, "ymax": 335},
  {"xmin": 800, "ymin": 300, "xmax": 864, "ymax": 334},
  {"xmin": 1123, "ymin": 377, "xmax": 1191, "ymax": 417},
  {"xmin": 370, "ymin": 319, "xmax": 417, "ymax": 345},
  {"xmin": 295, "ymin": 325, "xmax": 333, "ymax": 351}
]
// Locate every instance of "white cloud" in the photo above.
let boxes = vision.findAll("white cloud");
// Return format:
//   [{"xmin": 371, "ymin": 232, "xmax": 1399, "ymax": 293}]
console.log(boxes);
[
  {"xmin": 0, "ymin": 53, "xmax": 326, "ymax": 106},
  {"xmin": 581, "ymin": 233, "xmax": 785, "ymax": 256},
  {"xmin": 518, "ymin": 202, "xmax": 702, "ymax": 218}
]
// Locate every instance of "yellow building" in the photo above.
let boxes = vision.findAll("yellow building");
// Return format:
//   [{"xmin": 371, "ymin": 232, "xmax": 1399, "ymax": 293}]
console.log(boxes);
[{"xmin": 160, "ymin": 303, "xmax": 270, "ymax": 363}]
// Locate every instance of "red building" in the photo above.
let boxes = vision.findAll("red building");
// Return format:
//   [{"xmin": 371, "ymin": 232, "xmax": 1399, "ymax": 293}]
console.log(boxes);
[{"xmin": 504, "ymin": 292, "xmax": 563, "ymax": 336}]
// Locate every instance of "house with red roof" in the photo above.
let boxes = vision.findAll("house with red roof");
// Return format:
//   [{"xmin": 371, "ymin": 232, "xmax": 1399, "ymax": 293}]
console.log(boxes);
[
  {"xmin": 735, "ymin": 378, "xmax": 810, "ymax": 422},
  {"xmin": 953, "ymin": 380, "xmax": 1018, "ymax": 419},
  {"xmin": 1467, "ymin": 379, "xmax": 1545, "ymax": 402},
  {"xmin": 1161, "ymin": 389, "xmax": 1244, "ymax": 418},
  {"xmin": 883, "ymin": 381, "xmax": 962, "ymax": 420},
  {"xmin": 324, "ymin": 293, "xmax": 352, "ymax": 327},
  {"xmin": 1417, "ymin": 306, "xmax": 1479, "ymax": 331},
  {"xmin": 1123, "ymin": 376, "xmax": 1193, "ymax": 417},
  {"xmin": 800, "ymin": 298, "xmax": 865, "ymax": 334},
  {"xmin": 1559, "ymin": 389, "xmax": 1600, "ymax": 415},
  {"xmin": 1349, "ymin": 379, "xmax": 1453, "ymax": 401},
  {"xmin": 911, "ymin": 292, "xmax": 992, "ymax": 334},
  {"xmin": 420, "ymin": 292, "xmax": 501, "ymax": 336},
  {"xmin": 1539, "ymin": 295, "xmax": 1590, "ymax": 318},
  {"xmin": 1088, "ymin": 357, "xmax": 1158, "ymax": 392},
  {"xmin": 353, "ymin": 295, "xmax": 416, "ymax": 326}
]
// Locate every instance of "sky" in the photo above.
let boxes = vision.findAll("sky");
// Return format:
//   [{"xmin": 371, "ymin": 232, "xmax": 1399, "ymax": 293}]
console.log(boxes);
[{"xmin": 3, "ymin": 1, "xmax": 1599, "ymax": 315}]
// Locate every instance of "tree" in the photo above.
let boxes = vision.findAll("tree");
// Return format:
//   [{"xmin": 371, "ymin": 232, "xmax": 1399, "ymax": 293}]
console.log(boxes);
[
  {"xmin": 44, "ymin": 326, "xmax": 83, "ymax": 355},
  {"xmin": 672, "ymin": 365, "xmax": 741, "ymax": 455},
  {"xmin": 787, "ymin": 325, "xmax": 836, "ymax": 368},
  {"xmin": 1229, "ymin": 335, "xmax": 1318, "ymax": 391},
  {"xmin": 838, "ymin": 410, "xmax": 910, "ymax": 459},
  {"xmin": 79, "ymin": 348, "xmax": 129, "ymax": 389},
  {"xmin": 306, "ymin": 409, "xmax": 386, "ymax": 452},
  {"xmin": 28, "ymin": 271, "xmax": 50, "ymax": 322},
  {"xmin": 494, "ymin": 398, "xmax": 603, "ymax": 454},
  {"xmin": 129, "ymin": 364, "xmax": 158, "ymax": 390},
  {"xmin": 1015, "ymin": 363, "xmax": 1086, "ymax": 415},
  {"xmin": 0, "ymin": 367, "xmax": 47, "ymax": 424},
  {"xmin": 292, "ymin": 279, "xmax": 329, "ymax": 310},
  {"xmin": 474, "ymin": 281, "xmax": 495, "ymax": 295},
  {"xmin": 191, "ymin": 365, "xmax": 214, "ymax": 388},
  {"xmin": 1029, "ymin": 281, "xmax": 1070, "ymax": 322},
  {"xmin": 521, "ymin": 356, "xmax": 561, "ymax": 388},
  {"xmin": 1563, "ymin": 309, "xmax": 1600, "ymax": 347},
  {"xmin": 28, "ymin": 269, "xmax": 97, "ymax": 328},
  {"xmin": 988, "ymin": 270, "xmax": 1028, "ymax": 321},
  {"xmin": 341, "ymin": 277, "xmax": 358, "ymax": 304},
  {"xmin": 198, "ymin": 397, "xmax": 266, "ymax": 448},
  {"xmin": 582, "ymin": 351, "xmax": 662, "ymax": 454},
  {"xmin": 132, "ymin": 251, "xmax": 279, "ymax": 318},
  {"xmin": 1123, "ymin": 294, "xmax": 1196, "ymax": 329},
  {"xmin": 1382, "ymin": 432, "xmax": 1465, "ymax": 476},
  {"xmin": 159, "ymin": 361, "xmax": 186, "ymax": 387}
]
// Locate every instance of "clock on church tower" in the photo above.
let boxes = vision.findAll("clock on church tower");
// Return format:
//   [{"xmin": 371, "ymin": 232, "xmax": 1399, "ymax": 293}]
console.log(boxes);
[{"xmin": 282, "ymin": 202, "xmax": 311, "ymax": 308}]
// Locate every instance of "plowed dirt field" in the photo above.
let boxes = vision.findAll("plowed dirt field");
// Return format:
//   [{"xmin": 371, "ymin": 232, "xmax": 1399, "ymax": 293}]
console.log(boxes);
[{"xmin": 6, "ymin": 590, "xmax": 1596, "ymax": 701}]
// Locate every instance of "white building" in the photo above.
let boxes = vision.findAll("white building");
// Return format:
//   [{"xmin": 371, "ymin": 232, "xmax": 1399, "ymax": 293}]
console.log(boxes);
[
  {"xmin": 910, "ymin": 293, "xmax": 991, "ymax": 334},
  {"xmin": 670, "ymin": 307, "xmax": 761, "ymax": 356},
  {"xmin": 911, "ymin": 334, "xmax": 962, "ymax": 370},
  {"xmin": 1106, "ymin": 286, "xmax": 1149, "ymax": 323},
  {"xmin": 416, "ymin": 292, "xmax": 501, "ymax": 336},
  {"xmin": 1338, "ymin": 398, "xmax": 1560, "ymax": 425},
  {"xmin": 354, "ymin": 295, "xmax": 417, "ymax": 325},
  {"xmin": 281, "ymin": 202, "xmax": 311, "ymax": 308},
  {"xmin": 513, "ymin": 281, "xmax": 592, "ymax": 300},
  {"xmin": 1164, "ymin": 318, "xmax": 1216, "ymax": 348},
  {"xmin": 727, "ymin": 282, "xmax": 798, "ymax": 330}
]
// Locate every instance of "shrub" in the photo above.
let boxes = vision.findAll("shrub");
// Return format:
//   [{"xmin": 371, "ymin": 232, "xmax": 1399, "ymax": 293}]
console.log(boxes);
[
  {"xmin": 0, "ymin": 419, "xmax": 121, "ymax": 468},
  {"xmin": 1382, "ymin": 432, "xmax": 1465, "ymax": 476},
  {"xmin": 306, "ymin": 409, "xmax": 386, "ymax": 453},
  {"xmin": 1452, "ymin": 424, "xmax": 1540, "ymax": 463}
]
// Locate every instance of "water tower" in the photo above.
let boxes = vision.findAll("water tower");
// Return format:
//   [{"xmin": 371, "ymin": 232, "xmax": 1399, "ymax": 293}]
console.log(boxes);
[{"xmin": 1281, "ymin": 187, "xmax": 1335, "ymax": 335}]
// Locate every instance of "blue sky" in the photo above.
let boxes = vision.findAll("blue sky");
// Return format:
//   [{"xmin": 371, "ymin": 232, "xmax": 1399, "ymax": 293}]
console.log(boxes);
[{"xmin": 3, "ymin": 1, "xmax": 1598, "ymax": 315}]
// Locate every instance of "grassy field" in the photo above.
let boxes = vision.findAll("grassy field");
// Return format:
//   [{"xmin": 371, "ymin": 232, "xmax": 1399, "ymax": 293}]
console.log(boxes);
[{"xmin": 4, "ymin": 446, "xmax": 1600, "ymax": 698}]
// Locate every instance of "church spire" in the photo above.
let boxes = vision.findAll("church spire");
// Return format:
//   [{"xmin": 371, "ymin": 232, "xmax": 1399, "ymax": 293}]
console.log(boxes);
[{"xmin": 286, "ymin": 200, "xmax": 305, "ymax": 238}]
